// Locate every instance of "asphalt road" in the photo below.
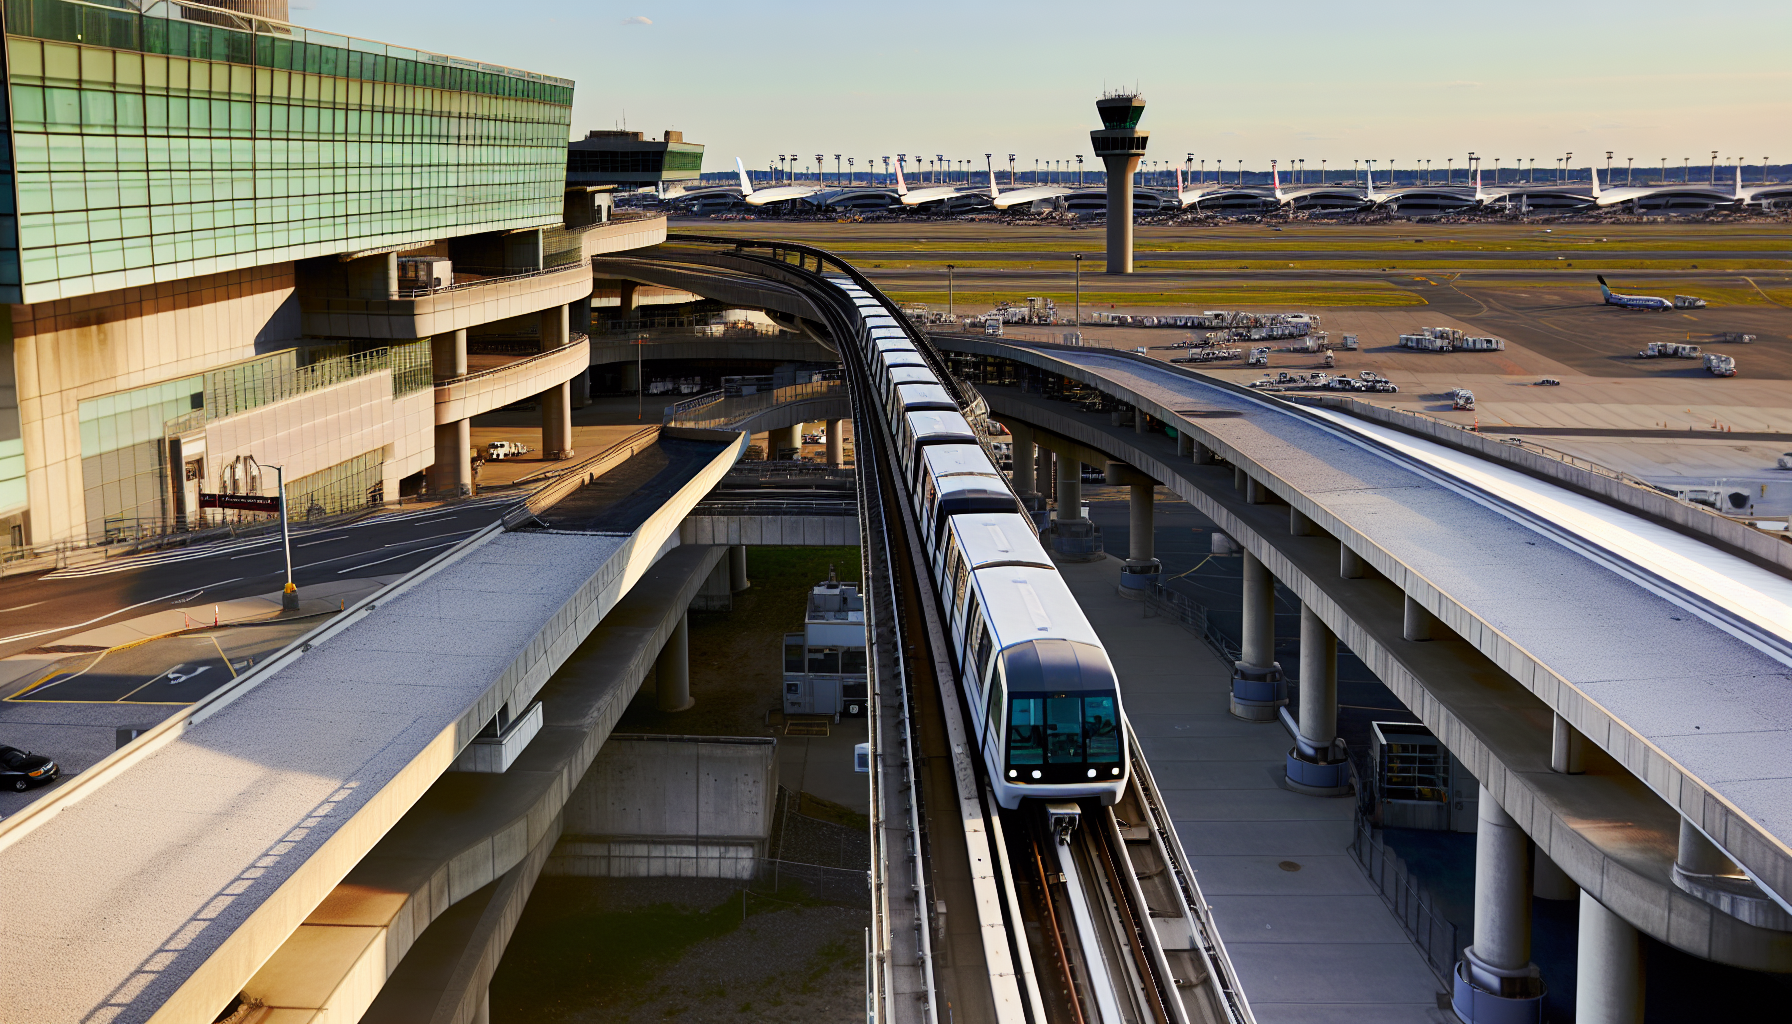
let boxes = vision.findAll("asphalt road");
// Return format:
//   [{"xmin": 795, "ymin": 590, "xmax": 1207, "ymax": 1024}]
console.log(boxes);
[{"xmin": 0, "ymin": 497, "xmax": 516, "ymax": 662}]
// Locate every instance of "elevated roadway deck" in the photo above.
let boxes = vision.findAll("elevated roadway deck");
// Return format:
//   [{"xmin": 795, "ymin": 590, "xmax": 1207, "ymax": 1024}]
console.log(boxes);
[
  {"xmin": 938, "ymin": 336, "xmax": 1792, "ymax": 968},
  {"xmin": 0, "ymin": 432, "xmax": 744, "ymax": 1024}
]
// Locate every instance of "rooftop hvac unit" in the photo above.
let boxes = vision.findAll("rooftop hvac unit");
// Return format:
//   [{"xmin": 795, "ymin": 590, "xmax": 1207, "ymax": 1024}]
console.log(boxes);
[{"xmin": 397, "ymin": 256, "xmax": 453, "ymax": 292}]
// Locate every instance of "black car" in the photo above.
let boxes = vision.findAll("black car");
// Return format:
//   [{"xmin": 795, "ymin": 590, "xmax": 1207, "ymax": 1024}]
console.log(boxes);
[{"xmin": 0, "ymin": 744, "xmax": 58, "ymax": 791}]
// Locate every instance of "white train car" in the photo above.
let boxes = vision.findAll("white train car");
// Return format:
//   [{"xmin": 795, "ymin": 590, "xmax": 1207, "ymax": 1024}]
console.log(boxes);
[{"xmin": 825, "ymin": 274, "xmax": 1128, "ymax": 808}]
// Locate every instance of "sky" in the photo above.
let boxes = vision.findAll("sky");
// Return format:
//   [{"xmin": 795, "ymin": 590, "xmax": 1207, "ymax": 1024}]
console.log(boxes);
[{"xmin": 297, "ymin": 0, "xmax": 1792, "ymax": 178}]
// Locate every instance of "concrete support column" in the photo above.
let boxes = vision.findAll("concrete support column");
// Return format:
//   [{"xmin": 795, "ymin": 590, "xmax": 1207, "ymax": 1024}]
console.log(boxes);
[
  {"xmin": 432, "ymin": 418, "xmax": 472, "ymax": 496},
  {"xmin": 1534, "ymin": 847, "xmax": 1578, "ymax": 901},
  {"xmin": 656, "ymin": 611, "xmax": 693, "ymax": 712},
  {"xmin": 1677, "ymin": 817, "xmax": 1738, "ymax": 876},
  {"xmin": 539, "ymin": 303, "xmax": 570, "ymax": 350},
  {"xmin": 1177, "ymin": 430, "xmax": 1193, "ymax": 458},
  {"xmin": 1230, "ymin": 551, "xmax": 1285, "ymax": 721},
  {"xmin": 1118, "ymin": 481, "xmax": 1159, "ymax": 598},
  {"xmin": 1575, "ymin": 892, "xmax": 1643, "ymax": 1024},
  {"xmin": 1233, "ymin": 466, "xmax": 1247, "ymax": 493},
  {"xmin": 472, "ymin": 989, "xmax": 491, "ymax": 1024},
  {"xmin": 541, "ymin": 381, "xmax": 574, "ymax": 460},
  {"xmin": 1010, "ymin": 422, "xmax": 1036, "ymax": 499},
  {"xmin": 432, "ymin": 328, "xmax": 468, "ymax": 379},
  {"xmin": 826, "ymin": 419, "xmax": 845, "ymax": 467},
  {"xmin": 1403, "ymin": 595, "xmax": 1438, "ymax": 641},
  {"xmin": 1551, "ymin": 713, "xmax": 1586, "ymax": 774},
  {"xmin": 1286, "ymin": 603, "xmax": 1348, "ymax": 794},
  {"xmin": 1246, "ymin": 476, "xmax": 1270, "ymax": 504},
  {"xmin": 1340, "ymin": 546, "xmax": 1367, "ymax": 579},
  {"xmin": 1290, "ymin": 506, "xmax": 1316, "ymax": 536},
  {"xmin": 769, "ymin": 424, "xmax": 801, "ymax": 460},
  {"xmin": 1192, "ymin": 439, "xmax": 1216, "ymax": 465},
  {"xmin": 1056, "ymin": 452, "xmax": 1082, "ymax": 522},
  {"xmin": 1134, "ymin": 407, "xmax": 1146, "ymax": 433},
  {"xmin": 1037, "ymin": 446, "xmax": 1053, "ymax": 508},
  {"xmin": 1455, "ymin": 786, "xmax": 1545, "ymax": 1019},
  {"xmin": 728, "ymin": 545, "xmax": 750, "ymax": 593}
]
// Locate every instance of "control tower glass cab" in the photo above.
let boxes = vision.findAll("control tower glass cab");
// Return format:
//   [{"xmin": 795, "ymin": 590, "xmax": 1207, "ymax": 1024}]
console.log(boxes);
[{"xmin": 1090, "ymin": 93, "xmax": 1149, "ymax": 274}]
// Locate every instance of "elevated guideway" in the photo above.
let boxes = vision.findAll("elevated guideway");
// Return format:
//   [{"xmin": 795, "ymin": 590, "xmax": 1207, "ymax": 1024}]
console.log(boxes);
[
  {"xmin": 934, "ymin": 335, "xmax": 1792, "ymax": 970},
  {"xmin": 0, "ymin": 430, "xmax": 745, "ymax": 1024}
]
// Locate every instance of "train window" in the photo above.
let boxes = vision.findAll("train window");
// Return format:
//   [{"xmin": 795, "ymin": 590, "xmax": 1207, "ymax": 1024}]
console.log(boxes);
[
  {"xmin": 1007, "ymin": 698, "xmax": 1045, "ymax": 765},
  {"xmin": 1083, "ymin": 694, "xmax": 1120, "ymax": 763},
  {"xmin": 842, "ymin": 649, "xmax": 867, "ymax": 674},
  {"xmin": 975, "ymin": 627, "xmax": 994, "ymax": 683},
  {"xmin": 808, "ymin": 648, "xmax": 841, "ymax": 674},
  {"xmin": 1046, "ymin": 697, "xmax": 1085, "ymax": 762},
  {"xmin": 952, "ymin": 561, "xmax": 970, "ymax": 618},
  {"xmin": 982, "ymin": 653, "xmax": 1004, "ymax": 742},
  {"xmin": 963, "ymin": 591, "xmax": 980, "ymax": 640}
]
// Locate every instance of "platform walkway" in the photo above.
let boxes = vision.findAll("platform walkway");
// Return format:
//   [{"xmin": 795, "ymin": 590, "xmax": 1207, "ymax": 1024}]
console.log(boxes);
[{"xmin": 1056, "ymin": 553, "xmax": 1448, "ymax": 1024}]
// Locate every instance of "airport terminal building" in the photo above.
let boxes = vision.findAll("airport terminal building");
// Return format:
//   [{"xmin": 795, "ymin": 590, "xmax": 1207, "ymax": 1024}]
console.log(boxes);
[
  {"xmin": 567, "ymin": 128, "xmax": 704, "ymax": 191},
  {"xmin": 0, "ymin": 0, "xmax": 665, "ymax": 552}
]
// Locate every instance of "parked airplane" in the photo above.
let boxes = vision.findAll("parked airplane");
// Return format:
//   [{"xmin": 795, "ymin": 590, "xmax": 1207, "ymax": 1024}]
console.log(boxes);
[
  {"xmin": 1597, "ymin": 275, "xmax": 1673, "ymax": 311},
  {"xmin": 736, "ymin": 157, "xmax": 823, "ymax": 207},
  {"xmin": 893, "ymin": 154, "xmax": 965, "ymax": 206}
]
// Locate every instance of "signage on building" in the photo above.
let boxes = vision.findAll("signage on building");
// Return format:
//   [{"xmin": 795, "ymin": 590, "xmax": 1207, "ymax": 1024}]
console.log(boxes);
[{"xmin": 199, "ymin": 493, "xmax": 282, "ymax": 513}]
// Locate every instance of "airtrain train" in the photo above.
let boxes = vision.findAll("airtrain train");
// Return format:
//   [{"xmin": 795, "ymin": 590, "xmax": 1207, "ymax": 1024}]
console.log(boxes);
[{"xmin": 824, "ymin": 273, "xmax": 1128, "ymax": 808}]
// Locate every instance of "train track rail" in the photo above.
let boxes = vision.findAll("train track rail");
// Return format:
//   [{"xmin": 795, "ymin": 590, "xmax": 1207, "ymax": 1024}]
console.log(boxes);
[{"xmin": 653, "ymin": 234, "xmax": 1253, "ymax": 1024}]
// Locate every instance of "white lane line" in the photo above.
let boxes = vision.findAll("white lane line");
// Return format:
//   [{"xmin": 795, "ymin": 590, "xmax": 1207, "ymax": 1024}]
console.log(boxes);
[
  {"xmin": 0, "ymin": 578, "xmax": 244, "ymax": 646},
  {"xmin": 0, "ymin": 602, "xmax": 45, "ymax": 614},
  {"xmin": 295, "ymin": 535, "xmax": 351, "ymax": 548},
  {"xmin": 334, "ymin": 540, "xmax": 462, "ymax": 574}
]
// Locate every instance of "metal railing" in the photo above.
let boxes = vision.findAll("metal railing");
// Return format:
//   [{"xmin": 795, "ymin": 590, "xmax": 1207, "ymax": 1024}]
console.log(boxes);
[
  {"xmin": 664, "ymin": 379, "xmax": 845, "ymax": 430},
  {"xmin": 1348, "ymin": 810, "xmax": 1462, "ymax": 985},
  {"xmin": 394, "ymin": 258, "xmax": 587, "ymax": 298},
  {"xmin": 1141, "ymin": 580, "xmax": 1240, "ymax": 665},
  {"xmin": 691, "ymin": 498, "xmax": 858, "ymax": 518},
  {"xmin": 433, "ymin": 336, "xmax": 589, "ymax": 387}
]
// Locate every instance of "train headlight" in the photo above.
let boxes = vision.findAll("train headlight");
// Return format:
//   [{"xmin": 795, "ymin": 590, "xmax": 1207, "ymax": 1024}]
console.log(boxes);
[
  {"xmin": 1086, "ymin": 769, "xmax": 1096, "ymax": 778},
  {"xmin": 1031, "ymin": 770, "xmax": 1042, "ymax": 779},
  {"xmin": 1007, "ymin": 770, "xmax": 1017, "ymax": 778},
  {"xmin": 1111, "ymin": 768, "xmax": 1121, "ymax": 776}
]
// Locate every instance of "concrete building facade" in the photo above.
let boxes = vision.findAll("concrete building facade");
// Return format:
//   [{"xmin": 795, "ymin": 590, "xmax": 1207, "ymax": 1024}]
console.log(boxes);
[{"xmin": 0, "ymin": 0, "xmax": 666, "ymax": 550}]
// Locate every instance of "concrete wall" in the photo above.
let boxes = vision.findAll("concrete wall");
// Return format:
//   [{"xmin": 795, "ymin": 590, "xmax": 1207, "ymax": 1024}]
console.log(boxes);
[
  {"xmin": 680, "ymin": 514, "xmax": 859, "ymax": 546},
  {"xmin": 561, "ymin": 734, "xmax": 777, "ymax": 841},
  {"xmin": 433, "ymin": 340, "xmax": 590, "ymax": 425},
  {"xmin": 299, "ymin": 262, "xmax": 593, "ymax": 340},
  {"xmin": 9, "ymin": 263, "xmax": 300, "ymax": 543}
]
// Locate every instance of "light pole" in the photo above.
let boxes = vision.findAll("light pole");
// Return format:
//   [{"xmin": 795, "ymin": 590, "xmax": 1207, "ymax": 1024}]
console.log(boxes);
[
  {"xmin": 1353, "ymin": 158, "xmax": 1359, "ymax": 186},
  {"xmin": 1008, "ymin": 153, "xmax": 1016, "ymax": 186},
  {"xmin": 1468, "ymin": 152, "xmax": 1476, "ymax": 187},
  {"xmin": 1605, "ymin": 151, "xmax": 1613, "ymax": 184},
  {"xmin": 1565, "ymin": 151, "xmax": 1573, "ymax": 184},
  {"xmin": 1445, "ymin": 156, "xmax": 1452, "ymax": 186},
  {"xmin": 267, "ymin": 465, "xmax": 297, "ymax": 610},
  {"xmin": 1074, "ymin": 253, "xmax": 1082, "ymax": 328},
  {"xmin": 1710, "ymin": 150, "xmax": 1718, "ymax": 185},
  {"xmin": 1320, "ymin": 158, "xmax": 1326, "ymax": 182},
  {"xmin": 945, "ymin": 264, "xmax": 955, "ymax": 318},
  {"xmin": 1683, "ymin": 156, "xmax": 1690, "ymax": 183},
  {"xmin": 847, "ymin": 156, "xmax": 854, "ymax": 185},
  {"xmin": 834, "ymin": 154, "xmax": 841, "ymax": 183},
  {"xmin": 1077, "ymin": 154, "xmax": 1084, "ymax": 186},
  {"xmin": 1236, "ymin": 159, "xmax": 1242, "ymax": 185},
  {"xmin": 1626, "ymin": 156, "xmax": 1633, "ymax": 186}
]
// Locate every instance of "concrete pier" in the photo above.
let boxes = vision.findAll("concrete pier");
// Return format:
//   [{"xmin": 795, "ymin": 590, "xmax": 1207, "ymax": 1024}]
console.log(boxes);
[
  {"xmin": 655, "ymin": 611, "xmax": 693, "ymax": 712},
  {"xmin": 1286, "ymin": 604, "xmax": 1349, "ymax": 796},
  {"xmin": 1456, "ymin": 787, "xmax": 1546, "ymax": 1021},
  {"xmin": 1576, "ymin": 892, "xmax": 1644, "ymax": 1024},
  {"xmin": 1230, "ymin": 550, "xmax": 1284, "ymax": 721}
]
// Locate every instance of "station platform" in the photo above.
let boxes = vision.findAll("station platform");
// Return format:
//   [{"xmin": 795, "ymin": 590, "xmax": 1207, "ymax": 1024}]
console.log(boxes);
[{"xmin": 1056, "ymin": 553, "xmax": 1448, "ymax": 1024}]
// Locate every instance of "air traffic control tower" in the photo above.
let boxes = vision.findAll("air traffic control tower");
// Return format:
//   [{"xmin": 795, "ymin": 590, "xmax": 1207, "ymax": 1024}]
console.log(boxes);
[{"xmin": 1092, "ymin": 93, "xmax": 1149, "ymax": 274}]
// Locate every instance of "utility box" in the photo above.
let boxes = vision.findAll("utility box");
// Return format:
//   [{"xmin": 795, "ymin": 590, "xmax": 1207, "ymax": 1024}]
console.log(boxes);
[
  {"xmin": 782, "ymin": 573, "xmax": 868, "ymax": 718},
  {"xmin": 1370, "ymin": 722, "xmax": 1477, "ymax": 832}
]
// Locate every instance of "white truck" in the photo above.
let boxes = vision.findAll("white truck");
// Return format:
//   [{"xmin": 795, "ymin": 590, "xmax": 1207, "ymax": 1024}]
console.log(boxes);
[
  {"xmin": 486, "ymin": 441, "xmax": 531, "ymax": 460},
  {"xmin": 1704, "ymin": 353, "xmax": 1737, "ymax": 377}
]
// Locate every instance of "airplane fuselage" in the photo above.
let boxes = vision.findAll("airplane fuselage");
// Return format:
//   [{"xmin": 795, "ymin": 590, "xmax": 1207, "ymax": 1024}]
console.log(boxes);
[{"xmin": 1605, "ymin": 293, "xmax": 1672, "ymax": 311}]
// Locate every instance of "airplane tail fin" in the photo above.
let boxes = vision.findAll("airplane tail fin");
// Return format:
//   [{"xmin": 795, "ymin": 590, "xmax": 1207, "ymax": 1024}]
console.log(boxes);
[
  {"xmin": 1589, "ymin": 165, "xmax": 1601, "ymax": 199},
  {"xmin": 1474, "ymin": 163, "xmax": 1485, "ymax": 202},
  {"xmin": 1271, "ymin": 160, "xmax": 1284, "ymax": 203},
  {"xmin": 1735, "ymin": 162, "xmax": 1744, "ymax": 199},
  {"xmin": 1597, "ymin": 275, "xmax": 1614, "ymax": 301},
  {"xmin": 894, "ymin": 155, "xmax": 909, "ymax": 196},
  {"xmin": 1364, "ymin": 163, "xmax": 1377, "ymax": 200},
  {"xmin": 735, "ymin": 157, "xmax": 753, "ymax": 197},
  {"xmin": 1176, "ymin": 166, "xmax": 1185, "ymax": 195},
  {"xmin": 987, "ymin": 154, "xmax": 999, "ymax": 199}
]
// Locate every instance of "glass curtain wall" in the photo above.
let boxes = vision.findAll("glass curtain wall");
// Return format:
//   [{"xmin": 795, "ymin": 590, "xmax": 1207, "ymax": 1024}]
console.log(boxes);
[{"xmin": 2, "ymin": 0, "xmax": 575, "ymax": 303}]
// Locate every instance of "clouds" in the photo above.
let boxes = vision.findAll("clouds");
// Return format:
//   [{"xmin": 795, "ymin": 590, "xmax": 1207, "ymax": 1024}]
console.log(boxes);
[{"xmin": 621, "ymin": 15, "xmax": 651, "ymax": 26}]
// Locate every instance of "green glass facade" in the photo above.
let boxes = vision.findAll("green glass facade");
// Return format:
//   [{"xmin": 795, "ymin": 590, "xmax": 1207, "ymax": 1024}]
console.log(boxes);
[{"xmin": 1, "ymin": 0, "xmax": 576, "ymax": 303}]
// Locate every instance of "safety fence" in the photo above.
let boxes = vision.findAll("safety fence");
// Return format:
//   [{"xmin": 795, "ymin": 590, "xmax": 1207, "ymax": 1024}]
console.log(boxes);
[
  {"xmin": 1348, "ymin": 810, "xmax": 1462, "ymax": 985},
  {"xmin": 664, "ymin": 379, "xmax": 845, "ymax": 430}
]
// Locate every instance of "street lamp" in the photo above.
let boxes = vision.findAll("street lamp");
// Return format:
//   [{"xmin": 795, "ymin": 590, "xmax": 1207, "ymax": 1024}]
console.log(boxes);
[
  {"xmin": 834, "ymin": 154, "xmax": 841, "ymax": 184},
  {"xmin": 1074, "ymin": 254, "xmax": 1083, "ymax": 328},
  {"xmin": 1605, "ymin": 151, "xmax": 1613, "ymax": 185},
  {"xmin": 1008, "ymin": 153, "xmax": 1016, "ymax": 186},
  {"xmin": 945, "ymin": 264, "xmax": 955, "ymax": 318},
  {"xmin": 264, "ymin": 464, "xmax": 297, "ymax": 610},
  {"xmin": 1710, "ymin": 150, "xmax": 1718, "ymax": 185},
  {"xmin": 1683, "ymin": 156, "xmax": 1690, "ymax": 183},
  {"xmin": 1446, "ymin": 157, "xmax": 1453, "ymax": 185},
  {"xmin": 1077, "ymin": 154, "xmax": 1084, "ymax": 186},
  {"xmin": 1565, "ymin": 151, "xmax": 1573, "ymax": 184},
  {"xmin": 1626, "ymin": 156, "xmax": 1633, "ymax": 186},
  {"xmin": 847, "ymin": 156, "xmax": 854, "ymax": 185}
]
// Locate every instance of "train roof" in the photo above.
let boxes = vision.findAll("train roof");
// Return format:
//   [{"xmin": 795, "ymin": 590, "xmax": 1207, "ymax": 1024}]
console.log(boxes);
[
  {"xmin": 973, "ymin": 566, "xmax": 1104, "ymax": 652},
  {"xmin": 871, "ymin": 334, "xmax": 919, "ymax": 353},
  {"xmin": 947, "ymin": 512, "xmax": 1053, "ymax": 571},
  {"xmin": 904, "ymin": 409, "xmax": 977, "ymax": 443},
  {"xmin": 888, "ymin": 365, "xmax": 940, "ymax": 388},
  {"xmin": 922, "ymin": 442, "xmax": 1001, "ymax": 479},
  {"xmin": 893, "ymin": 382, "xmax": 956, "ymax": 411},
  {"xmin": 863, "ymin": 315, "xmax": 902, "ymax": 331}
]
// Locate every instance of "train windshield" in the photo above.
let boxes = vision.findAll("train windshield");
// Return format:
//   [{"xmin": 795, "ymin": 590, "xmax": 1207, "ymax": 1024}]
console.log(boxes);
[{"xmin": 1007, "ymin": 692, "xmax": 1121, "ymax": 766}]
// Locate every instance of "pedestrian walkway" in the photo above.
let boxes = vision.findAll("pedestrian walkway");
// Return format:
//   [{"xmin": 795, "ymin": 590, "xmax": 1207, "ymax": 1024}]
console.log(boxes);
[{"xmin": 1056, "ymin": 553, "xmax": 1450, "ymax": 1024}]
